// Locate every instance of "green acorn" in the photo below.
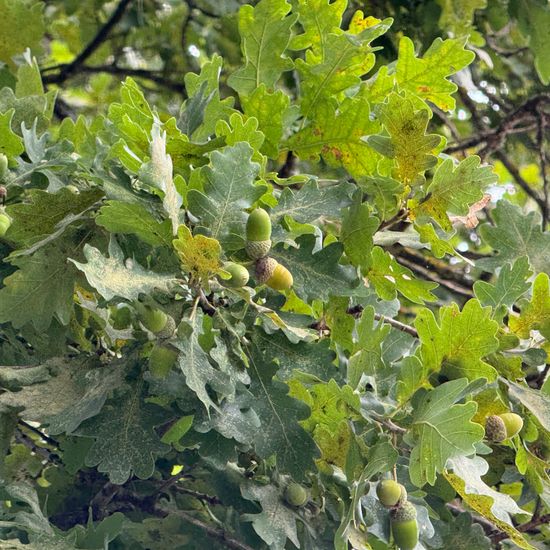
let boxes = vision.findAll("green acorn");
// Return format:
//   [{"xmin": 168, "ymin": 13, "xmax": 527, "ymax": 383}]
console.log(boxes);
[
  {"xmin": 245, "ymin": 208, "xmax": 271, "ymax": 260},
  {"xmin": 391, "ymin": 502, "xmax": 419, "ymax": 550},
  {"xmin": 485, "ymin": 415, "xmax": 507, "ymax": 443},
  {"xmin": 136, "ymin": 302, "xmax": 168, "ymax": 334},
  {"xmin": 155, "ymin": 315, "xmax": 176, "ymax": 339},
  {"xmin": 376, "ymin": 480, "xmax": 403, "ymax": 508},
  {"xmin": 0, "ymin": 154, "xmax": 8, "ymax": 179},
  {"xmin": 499, "ymin": 412, "xmax": 523, "ymax": 438},
  {"xmin": 149, "ymin": 344, "xmax": 178, "ymax": 378},
  {"xmin": 284, "ymin": 482, "xmax": 308, "ymax": 507},
  {"xmin": 255, "ymin": 257, "xmax": 293, "ymax": 290},
  {"xmin": 0, "ymin": 212, "xmax": 10, "ymax": 237},
  {"xmin": 220, "ymin": 262, "xmax": 249, "ymax": 288}
]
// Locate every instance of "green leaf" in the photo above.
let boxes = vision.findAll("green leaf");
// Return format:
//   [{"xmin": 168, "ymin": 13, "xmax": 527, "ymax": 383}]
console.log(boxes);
[
  {"xmin": 505, "ymin": 379, "xmax": 550, "ymax": 432},
  {"xmin": 0, "ymin": 358, "xmax": 123, "ymax": 435},
  {"xmin": 77, "ymin": 382, "xmax": 170, "ymax": 485},
  {"xmin": 0, "ymin": 242, "xmax": 78, "ymax": 330},
  {"xmin": 247, "ymin": 357, "xmax": 319, "ymax": 480},
  {"xmin": 445, "ymin": 455, "xmax": 533, "ymax": 549},
  {"xmin": 436, "ymin": 0, "xmax": 487, "ymax": 46},
  {"xmin": 0, "ymin": 110, "xmax": 24, "ymax": 156},
  {"xmin": 173, "ymin": 310, "xmax": 232, "ymax": 413},
  {"xmin": 187, "ymin": 142, "xmax": 264, "ymax": 249},
  {"xmin": 241, "ymin": 85, "xmax": 291, "ymax": 158},
  {"xmin": 436, "ymin": 512, "xmax": 491, "ymax": 549},
  {"xmin": 270, "ymin": 235, "xmax": 359, "ymax": 302},
  {"xmin": 412, "ymin": 156, "xmax": 497, "ymax": 232},
  {"xmin": 415, "ymin": 299, "xmax": 499, "ymax": 380},
  {"xmin": 474, "ymin": 257, "xmax": 532, "ymax": 320},
  {"xmin": 514, "ymin": 0, "xmax": 550, "ymax": 84},
  {"xmin": 341, "ymin": 192, "xmax": 380, "ymax": 268},
  {"xmin": 70, "ymin": 239, "xmax": 177, "ymax": 301},
  {"xmin": 347, "ymin": 309, "xmax": 390, "ymax": 390},
  {"xmin": 478, "ymin": 200, "xmax": 550, "ymax": 274},
  {"xmin": 271, "ymin": 179, "xmax": 354, "ymax": 227},
  {"xmin": 0, "ymin": 1, "xmax": 45, "ymax": 68},
  {"xmin": 215, "ymin": 112, "xmax": 265, "ymax": 155},
  {"xmin": 367, "ymin": 246, "xmax": 438, "ymax": 304},
  {"xmin": 296, "ymin": 19, "xmax": 392, "ymax": 119},
  {"xmin": 367, "ymin": 93, "xmax": 442, "ymax": 185},
  {"xmin": 184, "ymin": 54, "xmax": 235, "ymax": 141},
  {"xmin": 241, "ymin": 482, "xmax": 299, "ymax": 550},
  {"xmin": 251, "ymin": 326, "xmax": 337, "ymax": 382},
  {"xmin": 508, "ymin": 272, "xmax": 550, "ymax": 339},
  {"xmin": 288, "ymin": 90, "xmax": 382, "ymax": 178},
  {"xmin": 361, "ymin": 175, "xmax": 403, "ymax": 221},
  {"xmin": 289, "ymin": 0, "xmax": 346, "ymax": 52},
  {"xmin": 5, "ymin": 188, "xmax": 103, "ymax": 248},
  {"xmin": 395, "ymin": 36, "xmax": 475, "ymax": 111},
  {"xmin": 96, "ymin": 201, "xmax": 173, "ymax": 247},
  {"xmin": 227, "ymin": 0, "xmax": 297, "ymax": 95},
  {"xmin": 409, "ymin": 379, "xmax": 485, "ymax": 486},
  {"xmin": 414, "ymin": 223, "xmax": 457, "ymax": 258}
]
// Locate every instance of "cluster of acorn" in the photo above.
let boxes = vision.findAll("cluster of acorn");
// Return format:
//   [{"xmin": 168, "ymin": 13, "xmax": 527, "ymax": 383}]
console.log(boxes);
[
  {"xmin": 221, "ymin": 208, "xmax": 293, "ymax": 291},
  {"xmin": 376, "ymin": 479, "xmax": 418, "ymax": 550},
  {"xmin": 484, "ymin": 412, "xmax": 523, "ymax": 442}
]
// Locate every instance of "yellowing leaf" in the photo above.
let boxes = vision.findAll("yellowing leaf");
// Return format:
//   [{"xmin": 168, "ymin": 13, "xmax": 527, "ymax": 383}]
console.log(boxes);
[
  {"xmin": 173, "ymin": 225, "xmax": 222, "ymax": 285},
  {"xmin": 367, "ymin": 93, "xmax": 442, "ymax": 185}
]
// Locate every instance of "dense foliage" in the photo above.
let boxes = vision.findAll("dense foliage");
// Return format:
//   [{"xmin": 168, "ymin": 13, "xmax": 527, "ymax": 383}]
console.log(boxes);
[{"xmin": 1, "ymin": 1, "xmax": 550, "ymax": 548}]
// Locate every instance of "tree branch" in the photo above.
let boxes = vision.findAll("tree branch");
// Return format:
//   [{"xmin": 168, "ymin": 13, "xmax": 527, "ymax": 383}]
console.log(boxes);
[
  {"xmin": 155, "ymin": 506, "xmax": 255, "ymax": 550},
  {"xmin": 53, "ymin": 0, "xmax": 133, "ymax": 84},
  {"xmin": 43, "ymin": 64, "xmax": 186, "ymax": 95}
]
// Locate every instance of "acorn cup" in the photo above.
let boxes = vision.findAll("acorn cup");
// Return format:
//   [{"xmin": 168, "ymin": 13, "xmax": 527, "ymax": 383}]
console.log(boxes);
[
  {"xmin": 255, "ymin": 257, "xmax": 293, "ymax": 290},
  {"xmin": 245, "ymin": 208, "xmax": 272, "ymax": 260},
  {"xmin": 390, "ymin": 502, "xmax": 419, "ymax": 550},
  {"xmin": 485, "ymin": 415, "xmax": 507, "ymax": 442}
]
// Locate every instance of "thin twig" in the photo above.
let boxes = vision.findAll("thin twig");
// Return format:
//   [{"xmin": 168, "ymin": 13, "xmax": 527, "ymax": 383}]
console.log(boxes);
[
  {"xmin": 155, "ymin": 506, "xmax": 255, "ymax": 550},
  {"xmin": 53, "ymin": 0, "xmax": 133, "ymax": 84}
]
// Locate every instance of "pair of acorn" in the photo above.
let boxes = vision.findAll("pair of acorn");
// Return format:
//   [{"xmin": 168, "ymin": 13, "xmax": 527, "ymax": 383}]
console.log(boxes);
[
  {"xmin": 222, "ymin": 208, "xmax": 293, "ymax": 290},
  {"xmin": 376, "ymin": 479, "xmax": 418, "ymax": 550},
  {"xmin": 484, "ymin": 412, "xmax": 523, "ymax": 443}
]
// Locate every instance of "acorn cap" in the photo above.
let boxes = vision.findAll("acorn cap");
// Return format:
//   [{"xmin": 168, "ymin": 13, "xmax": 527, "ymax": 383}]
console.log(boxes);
[
  {"xmin": 246, "ymin": 208, "xmax": 271, "ymax": 242},
  {"xmin": 245, "ymin": 239, "xmax": 271, "ymax": 260},
  {"xmin": 485, "ymin": 414, "xmax": 507, "ymax": 443},
  {"xmin": 256, "ymin": 257, "xmax": 278, "ymax": 284},
  {"xmin": 391, "ymin": 502, "xmax": 417, "ymax": 523}
]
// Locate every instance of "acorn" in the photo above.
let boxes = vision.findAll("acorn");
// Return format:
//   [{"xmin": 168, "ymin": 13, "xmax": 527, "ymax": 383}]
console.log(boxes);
[
  {"xmin": 485, "ymin": 415, "xmax": 507, "ymax": 443},
  {"xmin": 284, "ymin": 482, "xmax": 308, "ymax": 507},
  {"xmin": 499, "ymin": 412, "xmax": 523, "ymax": 439},
  {"xmin": 376, "ymin": 480, "xmax": 404, "ymax": 508},
  {"xmin": 149, "ymin": 344, "xmax": 178, "ymax": 378},
  {"xmin": 390, "ymin": 502, "xmax": 419, "ymax": 550},
  {"xmin": 220, "ymin": 262, "xmax": 249, "ymax": 288},
  {"xmin": 0, "ymin": 212, "xmax": 10, "ymax": 237},
  {"xmin": 245, "ymin": 208, "xmax": 272, "ymax": 260},
  {"xmin": 255, "ymin": 257, "xmax": 293, "ymax": 290},
  {"xmin": 0, "ymin": 154, "xmax": 8, "ymax": 179},
  {"xmin": 136, "ymin": 302, "xmax": 169, "ymax": 334},
  {"xmin": 155, "ymin": 315, "xmax": 176, "ymax": 339}
]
